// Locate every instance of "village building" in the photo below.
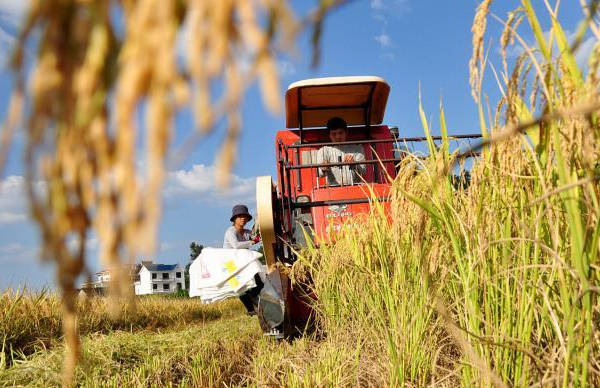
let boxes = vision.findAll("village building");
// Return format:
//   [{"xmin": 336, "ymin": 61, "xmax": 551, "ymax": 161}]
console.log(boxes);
[
  {"xmin": 80, "ymin": 261, "xmax": 185, "ymax": 296},
  {"xmin": 80, "ymin": 263, "xmax": 141, "ymax": 295},
  {"xmin": 134, "ymin": 262, "xmax": 185, "ymax": 295}
]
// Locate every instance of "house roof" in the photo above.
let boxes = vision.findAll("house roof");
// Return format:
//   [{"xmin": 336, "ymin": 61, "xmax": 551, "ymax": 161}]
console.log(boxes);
[{"xmin": 142, "ymin": 263, "xmax": 179, "ymax": 272}]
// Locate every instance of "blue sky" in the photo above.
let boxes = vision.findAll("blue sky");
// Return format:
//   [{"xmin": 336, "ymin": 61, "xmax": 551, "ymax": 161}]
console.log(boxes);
[{"xmin": 0, "ymin": 1, "xmax": 590, "ymax": 289}]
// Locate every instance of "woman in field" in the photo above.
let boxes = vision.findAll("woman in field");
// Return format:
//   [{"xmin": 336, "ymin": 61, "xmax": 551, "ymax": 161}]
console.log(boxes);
[
  {"xmin": 223, "ymin": 204, "xmax": 260, "ymax": 249},
  {"xmin": 223, "ymin": 204, "xmax": 263, "ymax": 315}
]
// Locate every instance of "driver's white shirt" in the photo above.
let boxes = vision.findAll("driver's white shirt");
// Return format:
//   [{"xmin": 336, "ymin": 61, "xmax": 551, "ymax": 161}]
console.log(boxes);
[{"xmin": 316, "ymin": 145, "xmax": 366, "ymax": 186}]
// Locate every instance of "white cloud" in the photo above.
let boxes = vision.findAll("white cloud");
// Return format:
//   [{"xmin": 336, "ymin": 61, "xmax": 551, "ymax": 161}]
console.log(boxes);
[
  {"xmin": 86, "ymin": 236, "xmax": 99, "ymax": 250},
  {"xmin": 370, "ymin": 1, "xmax": 406, "ymax": 58},
  {"xmin": 506, "ymin": 29, "xmax": 597, "ymax": 71},
  {"xmin": 0, "ymin": 23, "xmax": 15, "ymax": 67},
  {"xmin": 277, "ymin": 60, "xmax": 296, "ymax": 77},
  {"xmin": 372, "ymin": 13, "xmax": 388, "ymax": 25},
  {"xmin": 0, "ymin": 164, "xmax": 256, "ymax": 227},
  {"xmin": 374, "ymin": 33, "xmax": 392, "ymax": 48},
  {"xmin": 65, "ymin": 235, "xmax": 98, "ymax": 253},
  {"xmin": 164, "ymin": 164, "xmax": 256, "ymax": 205},
  {"xmin": 370, "ymin": 0, "xmax": 409, "ymax": 13},
  {"xmin": 370, "ymin": 0, "xmax": 384, "ymax": 10},
  {"xmin": 374, "ymin": 32, "xmax": 394, "ymax": 60},
  {"xmin": 0, "ymin": 0, "xmax": 30, "ymax": 66},
  {"xmin": 0, "ymin": 0, "xmax": 29, "ymax": 26},
  {"xmin": 0, "ymin": 175, "xmax": 47, "ymax": 225},
  {"xmin": 0, "ymin": 26, "xmax": 13, "ymax": 46},
  {"xmin": 574, "ymin": 35, "xmax": 596, "ymax": 69},
  {"xmin": 0, "ymin": 211, "xmax": 25, "ymax": 223},
  {"xmin": 0, "ymin": 242, "xmax": 24, "ymax": 253},
  {"xmin": 0, "ymin": 241, "xmax": 38, "ymax": 264},
  {"xmin": 175, "ymin": 13, "xmax": 190, "ymax": 61},
  {"xmin": 159, "ymin": 241, "xmax": 184, "ymax": 253},
  {"xmin": 0, "ymin": 175, "xmax": 28, "ymax": 224}
]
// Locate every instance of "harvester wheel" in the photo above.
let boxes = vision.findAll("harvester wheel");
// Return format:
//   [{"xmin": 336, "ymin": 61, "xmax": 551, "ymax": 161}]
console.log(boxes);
[{"xmin": 256, "ymin": 176, "xmax": 277, "ymax": 269}]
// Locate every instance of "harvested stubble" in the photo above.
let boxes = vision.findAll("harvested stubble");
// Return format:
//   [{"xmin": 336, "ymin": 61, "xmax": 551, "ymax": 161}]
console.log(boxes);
[
  {"xmin": 0, "ymin": 290, "xmax": 238, "ymax": 367},
  {"xmin": 0, "ymin": 311, "xmax": 258, "ymax": 388}
]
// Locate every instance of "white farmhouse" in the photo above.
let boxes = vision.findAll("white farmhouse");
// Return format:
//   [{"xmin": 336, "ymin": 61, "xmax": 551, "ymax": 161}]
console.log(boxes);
[
  {"xmin": 80, "ymin": 264, "xmax": 141, "ymax": 295},
  {"xmin": 134, "ymin": 263, "xmax": 185, "ymax": 295}
]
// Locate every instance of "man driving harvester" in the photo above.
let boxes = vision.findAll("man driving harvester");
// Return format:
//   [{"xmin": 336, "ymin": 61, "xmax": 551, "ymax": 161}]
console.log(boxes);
[{"xmin": 316, "ymin": 117, "xmax": 366, "ymax": 186}]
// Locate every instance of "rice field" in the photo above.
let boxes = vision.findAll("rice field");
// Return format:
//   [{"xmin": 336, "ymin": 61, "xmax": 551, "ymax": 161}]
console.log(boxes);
[
  {"xmin": 1, "ymin": 1, "xmax": 599, "ymax": 387},
  {"xmin": 0, "ymin": 294, "xmax": 257, "ymax": 387},
  {"xmin": 0, "ymin": 290, "xmax": 234, "ymax": 368}
]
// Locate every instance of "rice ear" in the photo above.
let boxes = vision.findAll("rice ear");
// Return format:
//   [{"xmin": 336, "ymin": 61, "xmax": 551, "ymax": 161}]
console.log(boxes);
[{"xmin": 469, "ymin": 0, "xmax": 494, "ymax": 103}]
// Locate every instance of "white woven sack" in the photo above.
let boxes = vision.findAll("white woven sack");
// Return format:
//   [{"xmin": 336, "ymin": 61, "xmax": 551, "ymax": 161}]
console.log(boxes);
[{"xmin": 189, "ymin": 248, "xmax": 264, "ymax": 300}]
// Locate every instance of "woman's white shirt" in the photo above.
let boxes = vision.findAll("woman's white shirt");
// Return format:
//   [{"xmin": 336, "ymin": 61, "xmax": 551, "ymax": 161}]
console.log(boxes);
[{"xmin": 223, "ymin": 226, "xmax": 253, "ymax": 249}]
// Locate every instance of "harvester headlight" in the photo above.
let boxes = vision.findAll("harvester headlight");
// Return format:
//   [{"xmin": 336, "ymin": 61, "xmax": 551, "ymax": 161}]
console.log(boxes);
[{"xmin": 296, "ymin": 195, "xmax": 310, "ymax": 203}]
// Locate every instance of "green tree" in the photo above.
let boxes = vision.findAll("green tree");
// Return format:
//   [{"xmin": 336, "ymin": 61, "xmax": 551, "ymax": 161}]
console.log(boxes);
[
  {"xmin": 186, "ymin": 242, "xmax": 204, "ymax": 290},
  {"xmin": 190, "ymin": 242, "xmax": 204, "ymax": 260}
]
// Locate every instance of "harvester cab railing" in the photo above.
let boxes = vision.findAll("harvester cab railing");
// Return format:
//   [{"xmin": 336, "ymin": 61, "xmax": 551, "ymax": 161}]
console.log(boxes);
[
  {"xmin": 275, "ymin": 132, "xmax": 483, "ymax": 256},
  {"xmin": 280, "ymin": 134, "xmax": 483, "ymax": 206},
  {"xmin": 289, "ymin": 137, "xmax": 399, "ymax": 188}
]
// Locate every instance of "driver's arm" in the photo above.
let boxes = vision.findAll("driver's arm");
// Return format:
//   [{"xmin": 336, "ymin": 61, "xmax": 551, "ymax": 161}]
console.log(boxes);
[
  {"xmin": 351, "ymin": 150, "xmax": 366, "ymax": 176},
  {"xmin": 316, "ymin": 146, "xmax": 330, "ymax": 176}
]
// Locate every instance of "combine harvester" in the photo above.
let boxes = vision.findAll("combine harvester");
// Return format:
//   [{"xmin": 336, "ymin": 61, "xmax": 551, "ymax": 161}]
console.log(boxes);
[{"xmin": 254, "ymin": 76, "xmax": 480, "ymax": 338}]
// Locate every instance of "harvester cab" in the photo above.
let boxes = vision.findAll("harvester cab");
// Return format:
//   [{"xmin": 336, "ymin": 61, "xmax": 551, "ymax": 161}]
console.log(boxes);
[
  {"xmin": 255, "ymin": 76, "xmax": 401, "ymax": 337},
  {"xmin": 258, "ymin": 76, "xmax": 397, "ymax": 258}
]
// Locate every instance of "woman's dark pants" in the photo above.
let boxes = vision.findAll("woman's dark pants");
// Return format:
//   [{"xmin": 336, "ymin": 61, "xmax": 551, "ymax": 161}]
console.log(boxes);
[{"xmin": 239, "ymin": 274, "xmax": 264, "ymax": 313}]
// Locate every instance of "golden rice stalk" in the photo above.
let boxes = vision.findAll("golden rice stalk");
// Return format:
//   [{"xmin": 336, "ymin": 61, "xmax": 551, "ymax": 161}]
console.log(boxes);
[
  {"xmin": 500, "ymin": 10, "xmax": 524, "ymax": 77},
  {"xmin": 0, "ymin": 91, "xmax": 23, "ymax": 176},
  {"xmin": 587, "ymin": 42, "xmax": 600, "ymax": 88},
  {"xmin": 469, "ymin": 0, "xmax": 494, "ymax": 102},
  {"xmin": 4, "ymin": 0, "xmax": 338, "ymax": 385}
]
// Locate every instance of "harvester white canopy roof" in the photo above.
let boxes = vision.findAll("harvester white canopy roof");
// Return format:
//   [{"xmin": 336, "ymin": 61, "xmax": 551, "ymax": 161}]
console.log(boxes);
[{"xmin": 285, "ymin": 76, "xmax": 390, "ymax": 129}]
